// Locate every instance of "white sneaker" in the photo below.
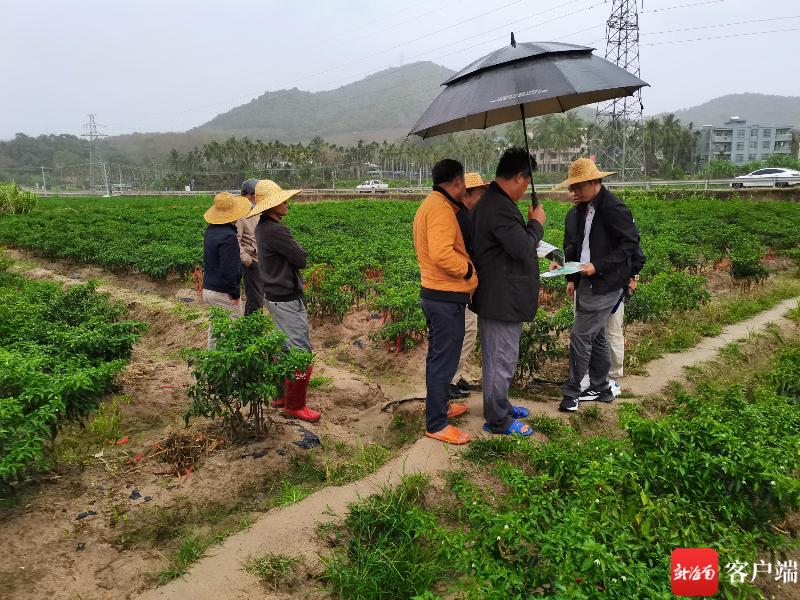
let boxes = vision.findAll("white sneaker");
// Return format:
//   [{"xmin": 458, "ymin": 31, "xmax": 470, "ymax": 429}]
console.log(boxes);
[{"xmin": 610, "ymin": 379, "xmax": 622, "ymax": 398}]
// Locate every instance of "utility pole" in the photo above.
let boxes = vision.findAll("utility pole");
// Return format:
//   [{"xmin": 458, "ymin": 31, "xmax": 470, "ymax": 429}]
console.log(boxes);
[
  {"xmin": 592, "ymin": 0, "xmax": 645, "ymax": 180},
  {"xmin": 41, "ymin": 166, "xmax": 46, "ymax": 193},
  {"xmin": 81, "ymin": 114, "xmax": 108, "ymax": 193}
]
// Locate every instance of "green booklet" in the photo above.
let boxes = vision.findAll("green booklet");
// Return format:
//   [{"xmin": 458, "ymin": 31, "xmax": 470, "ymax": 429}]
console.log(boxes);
[{"xmin": 541, "ymin": 262, "xmax": 584, "ymax": 278}]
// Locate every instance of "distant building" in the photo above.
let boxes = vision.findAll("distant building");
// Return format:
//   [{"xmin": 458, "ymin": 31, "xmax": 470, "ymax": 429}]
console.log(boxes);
[{"xmin": 696, "ymin": 117, "xmax": 793, "ymax": 166}]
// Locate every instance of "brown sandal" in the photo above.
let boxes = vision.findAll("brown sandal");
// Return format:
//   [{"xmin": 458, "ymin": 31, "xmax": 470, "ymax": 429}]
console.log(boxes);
[{"xmin": 425, "ymin": 425, "xmax": 471, "ymax": 445}]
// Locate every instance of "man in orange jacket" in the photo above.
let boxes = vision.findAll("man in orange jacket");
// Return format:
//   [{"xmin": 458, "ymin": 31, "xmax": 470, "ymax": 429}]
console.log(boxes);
[{"xmin": 413, "ymin": 159, "xmax": 477, "ymax": 445}]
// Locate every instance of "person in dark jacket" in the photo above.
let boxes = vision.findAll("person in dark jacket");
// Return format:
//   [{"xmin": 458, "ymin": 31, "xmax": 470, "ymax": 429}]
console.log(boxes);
[
  {"xmin": 471, "ymin": 148, "xmax": 546, "ymax": 436},
  {"xmin": 577, "ymin": 242, "xmax": 645, "ymax": 397},
  {"xmin": 249, "ymin": 179, "xmax": 320, "ymax": 422},
  {"xmin": 556, "ymin": 158, "xmax": 643, "ymax": 412},
  {"xmin": 202, "ymin": 191, "xmax": 252, "ymax": 349}
]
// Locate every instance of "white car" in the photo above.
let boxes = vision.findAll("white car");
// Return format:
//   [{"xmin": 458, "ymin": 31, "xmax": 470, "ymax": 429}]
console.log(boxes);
[
  {"xmin": 731, "ymin": 167, "xmax": 800, "ymax": 188},
  {"xmin": 355, "ymin": 180, "xmax": 389, "ymax": 192}
]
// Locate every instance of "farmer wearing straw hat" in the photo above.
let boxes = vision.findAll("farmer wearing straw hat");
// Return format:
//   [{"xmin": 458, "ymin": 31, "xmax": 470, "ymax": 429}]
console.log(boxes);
[
  {"xmin": 202, "ymin": 191, "xmax": 252, "ymax": 349},
  {"xmin": 447, "ymin": 172, "xmax": 489, "ymax": 400},
  {"xmin": 554, "ymin": 158, "xmax": 644, "ymax": 413},
  {"xmin": 235, "ymin": 178, "xmax": 264, "ymax": 316},
  {"xmin": 250, "ymin": 179, "xmax": 321, "ymax": 422}
]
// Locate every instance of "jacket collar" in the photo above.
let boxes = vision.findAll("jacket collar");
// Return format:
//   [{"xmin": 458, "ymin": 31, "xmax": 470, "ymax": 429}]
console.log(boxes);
[
  {"xmin": 488, "ymin": 180, "xmax": 513, "ymax": 202},
  {"xmin": 432, "ymin": 185, "xmax": 466, "ymax": 212}
]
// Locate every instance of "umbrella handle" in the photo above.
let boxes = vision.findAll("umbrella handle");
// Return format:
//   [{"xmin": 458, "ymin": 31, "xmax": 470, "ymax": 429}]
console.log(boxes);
[{"xmin": 520, "ymin": 105, "xmax": 538, "ymax": 208}]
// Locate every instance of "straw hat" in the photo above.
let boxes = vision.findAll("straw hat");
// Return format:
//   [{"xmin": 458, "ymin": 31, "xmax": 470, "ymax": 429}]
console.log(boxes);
[
  {"xmin": 554, "ymin": 158, "xmax": 616, "ymax": 190},
  {"xmin": 203, "ymin": 191, "xmax": 252, "ymax": 224},
  {"xmin": 247, "ymin": 179, "xmax": 302, "ymax": 217},
  {"xmin": 464, "ymin": 172, "xmax": 489, "ymax": 190}
]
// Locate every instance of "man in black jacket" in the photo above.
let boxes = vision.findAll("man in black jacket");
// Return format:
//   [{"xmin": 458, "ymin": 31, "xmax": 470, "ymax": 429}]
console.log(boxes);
[
  {"xmin": 557, "ymin": 158, "xmax": 643, "ymax": 412},
  {"xmin": 471, "ymin": 148, "xmax": 546, "ymax": 436}
]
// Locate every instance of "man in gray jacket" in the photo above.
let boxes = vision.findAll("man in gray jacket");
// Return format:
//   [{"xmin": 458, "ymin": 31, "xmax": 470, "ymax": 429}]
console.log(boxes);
[{"xmin": 236, "ymin": 178, "xmax": 263, "ymax": 315}]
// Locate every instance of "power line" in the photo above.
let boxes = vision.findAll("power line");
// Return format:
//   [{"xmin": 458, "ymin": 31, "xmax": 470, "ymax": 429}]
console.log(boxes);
[
  {"xmin": 642, "ymin": 15, "xmax": 800, "ymax": 36},
  {"xmin": 643, "ymin": 26, "xmax": 800, "ymax": 45},
  {"xmin": 641, "ymin": 0, "xmax": 727, "ymax": 13},
  {"xmin": 107, "ymin": 0, "xmax": 600, "ymax": 133}
]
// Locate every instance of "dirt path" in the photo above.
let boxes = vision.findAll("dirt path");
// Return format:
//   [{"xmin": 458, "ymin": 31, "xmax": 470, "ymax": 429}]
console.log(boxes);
[{"xmin": 624, "ymin": 296, "xmax": 799, "ymax": 397}]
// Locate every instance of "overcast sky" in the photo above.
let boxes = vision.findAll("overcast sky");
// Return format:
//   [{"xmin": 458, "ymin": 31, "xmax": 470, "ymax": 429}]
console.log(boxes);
[{"xmin": 3, "ymin": 0, "xmax": 799, "ymax": 140}]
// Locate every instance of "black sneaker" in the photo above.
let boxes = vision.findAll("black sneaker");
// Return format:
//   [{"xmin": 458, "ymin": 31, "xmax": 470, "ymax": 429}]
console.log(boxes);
[
  {"xmin": 456, "ymin": 377, "xmax": 479, "ymax": 391},
  {"xmin": 448, "ymin": 384, "xmax": 470, "ymax": 399},
  {"xmin": 559, "ymin": 397, "xmax": 580, "ymax": 412},
  {"xmin": 578, "ymin": 387, "xmax": 614, "ymax": 403}
]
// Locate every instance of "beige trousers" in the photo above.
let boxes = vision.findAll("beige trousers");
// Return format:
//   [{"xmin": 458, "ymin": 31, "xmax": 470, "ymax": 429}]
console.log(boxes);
[
  {"xmin": 578, "ymin": 299, "xmax": 624, "ymax": 387},
  {"xmin": 451, "ymin": 307, "xmax": 479, "ymax": 385},
  {"xmin": 202, "ymin": 289, "xmax": 241, "ymax": 349}
]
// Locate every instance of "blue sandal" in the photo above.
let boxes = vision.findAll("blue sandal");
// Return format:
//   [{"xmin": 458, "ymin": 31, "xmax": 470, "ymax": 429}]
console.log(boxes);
[
  {"xmin": 483, "ymin": 419, "xmax": 534, "ymax": 437},
  {"xmin": 511, "ymin": 405, "xmax": 529, "ymax": 419}
]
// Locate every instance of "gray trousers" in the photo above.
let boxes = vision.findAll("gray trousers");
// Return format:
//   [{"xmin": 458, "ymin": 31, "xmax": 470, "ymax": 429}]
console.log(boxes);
[
  {"xmin": 479, "ymin": 317, "xmax": 522, "ymax": 433},
  {"xmin": 563, "ymin": 278, "xmax": 622, "ymax": 399},
  {"xmin": 265, "ymin": 298, "xmax": 312, "ymax": 352}
]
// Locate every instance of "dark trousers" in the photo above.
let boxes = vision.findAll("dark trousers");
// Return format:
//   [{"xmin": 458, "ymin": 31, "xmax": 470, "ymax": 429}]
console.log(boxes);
[
  {"xmin": 243, "ymin": 262, "xmax": 264, "ymax": 316},
  {"xmin": 421, "ymin": 298, "xmax": 466, "ymax": 433},
  {"xmin": 562, "ymin": 278, "xmax": 621, "ymax": 399}
]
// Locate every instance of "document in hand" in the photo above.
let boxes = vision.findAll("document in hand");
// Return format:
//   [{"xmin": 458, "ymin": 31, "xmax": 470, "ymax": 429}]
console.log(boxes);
[{"xmin": 541, "ymin": 262, "xmax": 584, "ymax": 278}]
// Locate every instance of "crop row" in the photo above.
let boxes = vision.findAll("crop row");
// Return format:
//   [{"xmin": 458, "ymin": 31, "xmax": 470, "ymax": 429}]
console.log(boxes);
[
  {"xmin": 0, "ymin": 194, "xmax": 797, "ymax": 348},
  {"xmin": 0, "ymin": 255, "xmax": 143, "ymax": 484}
]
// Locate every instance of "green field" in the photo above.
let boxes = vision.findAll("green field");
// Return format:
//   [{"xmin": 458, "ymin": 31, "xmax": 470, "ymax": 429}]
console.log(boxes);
[{"xmin": 0, "ymin": 193, "xmax": 798, "ymax": 348}]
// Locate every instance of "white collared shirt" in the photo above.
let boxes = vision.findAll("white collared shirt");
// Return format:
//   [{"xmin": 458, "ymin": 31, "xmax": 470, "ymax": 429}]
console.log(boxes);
[{"xmin": 580, "ymin": 203, "xmax": 595, "ymax": 264}]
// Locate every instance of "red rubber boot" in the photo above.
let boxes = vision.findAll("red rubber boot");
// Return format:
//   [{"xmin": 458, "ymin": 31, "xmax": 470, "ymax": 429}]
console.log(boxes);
[{"xmin": 281, "ymin": 366, "xmax": 321, "ymax": 422}]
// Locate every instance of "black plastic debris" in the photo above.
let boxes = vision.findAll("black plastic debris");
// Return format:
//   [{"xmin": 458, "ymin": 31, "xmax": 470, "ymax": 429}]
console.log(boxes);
[
  {"xmin": 251, "ymin": 449, "xmax": 269, "ymax": 459},
  {"xmin": 76, "ymin": 543, "xmax": 86, "ymax": 551},
  {"xmin": 144, "ymin": 496, "xmax": 153, "ymax": 502},
  {"xmin": 129, "ymin": 490, "xmax": 141, "ymax": 500},
  {"xmin": 76, "ymin": 511, "xmax": 97, "ymax": 520},
  {"xmin": 293, "ymin": 426, "xmax": 321, "ymax": 450}
]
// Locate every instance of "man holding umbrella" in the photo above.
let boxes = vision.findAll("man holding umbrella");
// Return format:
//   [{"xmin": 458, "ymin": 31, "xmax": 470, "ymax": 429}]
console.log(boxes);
[
  {"xmin": 556, "ymin": 158, "xmax": 642, "ymax": 413},
  {"xmin": 471, "ymin": 148, "xmax": 545, "ymax": 437}
]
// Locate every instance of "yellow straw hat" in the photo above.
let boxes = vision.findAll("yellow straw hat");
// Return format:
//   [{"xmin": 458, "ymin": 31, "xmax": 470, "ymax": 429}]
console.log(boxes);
[
  {"xmin": 203, "ymin": 191, "xmax": 252, "ymax": 224},
  {"xmin": 554, "ymin": 158, "xmax": 616, "ymax": 190},
  {"xmin": 464, "ymin": 172, "xmax": 489, "ymax": 190},
  {"xmin": 247, "ymin": 179, "xmax": 302, "ymax": 217}
]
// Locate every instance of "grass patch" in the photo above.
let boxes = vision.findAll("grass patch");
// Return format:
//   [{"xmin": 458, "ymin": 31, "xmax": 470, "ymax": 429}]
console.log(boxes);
[
  {"xmin": 388, "ymin": 409, "xmax": 426, "ymax": 446},
  {"xmin": 627, "ymin": 275, "xmax": 800, "ymax": 372},
  {"xmin": 309, "ymin": 375, "xmax": 334, "ymax": 389},
  {"xmin": 243, "ymin": 552, "xmax": 302, "ymax": 590},
  {"xmin": 321, "ymin": 474, "xmax": 444, "ymax": 599}
]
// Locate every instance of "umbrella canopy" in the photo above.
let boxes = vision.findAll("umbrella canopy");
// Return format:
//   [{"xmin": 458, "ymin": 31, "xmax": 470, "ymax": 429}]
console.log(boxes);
[{"xmin": 410, "ymin": 41, "xmax": 648, "ymax": 139}]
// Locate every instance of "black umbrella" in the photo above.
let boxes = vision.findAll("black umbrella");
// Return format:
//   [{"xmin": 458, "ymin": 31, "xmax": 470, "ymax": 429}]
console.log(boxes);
[{"xmin": 409, "ymin": 35, "xmax": 648, "ymax": 206}]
